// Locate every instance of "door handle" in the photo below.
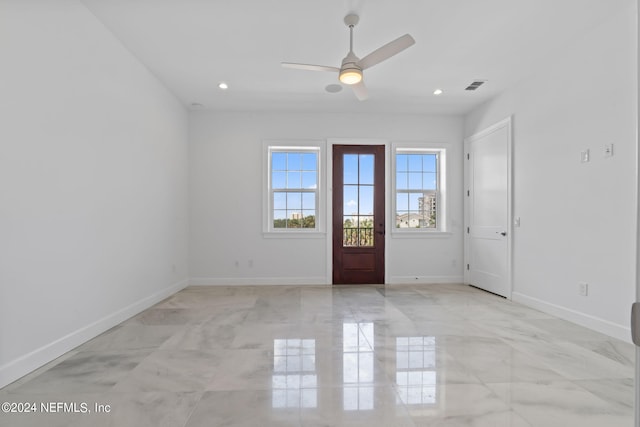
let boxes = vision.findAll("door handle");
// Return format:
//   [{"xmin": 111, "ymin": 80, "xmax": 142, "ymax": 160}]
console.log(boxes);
[{"xmin": 497, "ymin": 231, "xmax": 507, "ymax": 236}]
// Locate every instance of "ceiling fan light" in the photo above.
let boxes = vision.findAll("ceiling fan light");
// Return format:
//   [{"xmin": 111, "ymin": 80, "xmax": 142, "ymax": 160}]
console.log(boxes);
[{"xmin": 339, "ymin": 68, "xmax": 362, "ymax": 85}]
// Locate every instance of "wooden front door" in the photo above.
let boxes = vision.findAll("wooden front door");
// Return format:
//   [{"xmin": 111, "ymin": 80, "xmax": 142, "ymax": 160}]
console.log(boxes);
[{"xmin": 333, "ymin": 145, "xmax": 385, "ymax": 284}]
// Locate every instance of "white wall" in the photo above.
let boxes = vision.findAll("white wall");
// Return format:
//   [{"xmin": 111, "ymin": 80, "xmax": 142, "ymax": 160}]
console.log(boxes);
[
  {"xmin": 0, "ymin": 1, "xmax": 189, "ymax": 387},
  {"xmin": 189, "ymin": 112, "xmax": 464, "ymax": 285},
  {"xmin": 465, "ymin": 1, "xmax": 637, "ymax": 341}
]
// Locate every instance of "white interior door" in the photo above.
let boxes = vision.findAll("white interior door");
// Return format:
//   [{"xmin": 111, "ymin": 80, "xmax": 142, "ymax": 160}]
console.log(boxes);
[{"xmin": 465, "ymin": 118, "xmax": 512, "ymax": 298}]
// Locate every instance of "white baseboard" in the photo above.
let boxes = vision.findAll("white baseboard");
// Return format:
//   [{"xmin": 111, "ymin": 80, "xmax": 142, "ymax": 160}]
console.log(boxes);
[
  {"xmin": 0, "ymin": 279, "xmax": 189, "ymax": 389},
  {"xmin": 512, "ymin": 292, "xmax": 632, "ymax": 343},
  {"xmin": 189, "ymin": 277, "xmax": 329, "ymax": 286},
  {"xmin": 389, "ymin": 275, "xmax": 464, "ymax": 285}
]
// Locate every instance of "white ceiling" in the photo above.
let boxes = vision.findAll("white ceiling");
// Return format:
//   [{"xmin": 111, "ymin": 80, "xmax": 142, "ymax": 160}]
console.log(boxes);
[{"xmin": 81, "ymin": 0, "xmax": 618, "ymax": 115}]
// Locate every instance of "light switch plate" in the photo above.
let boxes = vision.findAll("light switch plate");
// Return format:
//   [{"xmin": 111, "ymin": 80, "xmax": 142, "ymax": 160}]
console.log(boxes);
[
  {"xmin": 604, "ymin": 143, "xmax": 614, "ymax": 158},
  {"xmin": 580, "ymin": 149, "xmax": 590, "ymax": 163}
]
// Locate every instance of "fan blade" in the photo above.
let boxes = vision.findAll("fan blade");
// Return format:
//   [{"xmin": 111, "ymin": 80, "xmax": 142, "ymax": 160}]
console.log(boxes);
[
  {"xmin": 352, "ymin": 80, "xmax": 369, "ymax": 101},
  {"xmin": 358, "ymin": 34, "xmax": 415, "ymax": 70},
  {"xmin": 281, "ymin": 62, "xmax": 339, "ymax": 73}
]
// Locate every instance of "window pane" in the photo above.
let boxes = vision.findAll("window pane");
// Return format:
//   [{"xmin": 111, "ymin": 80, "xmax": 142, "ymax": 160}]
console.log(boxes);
[
  {"xmin": 359, "ymin": 186, "xmax": 373, "ymax": 216},
  {"xmin": 409, "ymin": 193, "xmax": 421, "ymax": 211},
  {"xmin": 408, "ymin": 154, "xmax": 422, "ymax": 171},
  {"xmin": 396, "ymin": 211, "xmax": 409, "ymax": 228},
  {"xmin": 274, "ymin": 192, "xmax": 286, "ymax": 209},
  {"xmin": 397, "ymin": 172, "xmax": 408, "ymax": 190},
  {"xmin": 344, "ymin": 154, "xmax": 358, "ymax": 184},
  {"xmin": 287, "ymin": 192, "xmax": 302, "ymax": 210},
  {"xmin": 359, "ymin": 155, "xmax": 374, "ymax": 185},
  {"xmin": 396, "ymin": 193, "xmax": 408, "ymax": 211},
  {"xmin": 288, "ymin": 213, "xmax": 302, "ymax": 228},
  {"xmin": 302, "ymin": 210, "xmax": 315, "ymax": 228},
  {"xmin": 272, "ymin": 152, "xmax": 286, "ymax": 170},
  {"xmin": 274, "ymin": 210, "xmax": 287, "ymax": 228},
  {"xmin": 423, "ymin": 173, "xmax": 436, "ymax": 190},
  {"xmin": 287, "ymin": 171, "xmax": 301, "ymax": 189},
  {"xmin": 272, "ymin": 171, "xmax": 286, "ymax": 189},
  {"xmin": 408, "ymin": 172, "xmax": 422, "ymax": 190},
  {"xmin": 423, "ymin": 154, "xmax": 437, "ymax": 172},
  {"xmin": 287, "ymin": 153, "xmax": 301, "ymax": 170},
  {"xmin": 302, "ymin": 192, "xmax": 315, "ymax": 210},
  {"xmin": 302, "ymin": 171, "xmax": 317, "ymax": 189},
  {"xmin": 302, "ymin": 153, "xmax": 317, "ymax": 171},
  {"xmin": 397, "ymin": 154, "xmax": 408, "ymax": 172},
  {"xmin": 344, "ymin": 185, "xmax": 358, "ymax": 215}
]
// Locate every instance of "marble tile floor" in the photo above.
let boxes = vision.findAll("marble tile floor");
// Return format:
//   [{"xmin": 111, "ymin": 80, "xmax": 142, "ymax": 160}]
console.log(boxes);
[{"xmin": 0, "ymin": 284, "xmax": 635, "ymax": 427}]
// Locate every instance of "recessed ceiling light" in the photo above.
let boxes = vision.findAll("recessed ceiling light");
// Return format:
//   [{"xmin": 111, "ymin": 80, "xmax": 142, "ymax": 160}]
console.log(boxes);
[
  {"xmin": 325, "ymin": 84, "xmax": 343, "ymax": 93},
  {"xmin": 433, "ymin": 89, "xmax": 443, "ymax": 96},
  {"xmin": 190, "ymin": 102, "xmax": 204, "ymax": 109},
  {"xmin": 218, "ymin": 82, "xmax": 228, "ymax": 90}
]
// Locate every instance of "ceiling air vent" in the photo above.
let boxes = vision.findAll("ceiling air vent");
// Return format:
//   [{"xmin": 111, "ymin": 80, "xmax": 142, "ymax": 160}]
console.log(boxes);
[{"xmin": 465, "ymin": 80, "xmax": 486, "ymax": 91}]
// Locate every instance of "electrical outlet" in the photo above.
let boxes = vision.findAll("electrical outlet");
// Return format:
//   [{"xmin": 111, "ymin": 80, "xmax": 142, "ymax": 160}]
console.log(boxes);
[{"xmin": 578, "ymin": 282, "xmax": 588, "ymax": 296}]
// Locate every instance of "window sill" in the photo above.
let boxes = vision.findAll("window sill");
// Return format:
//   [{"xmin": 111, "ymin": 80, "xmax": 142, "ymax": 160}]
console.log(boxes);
[
  {"xmin": 391, "ymin": 231, "xmax": 453, "ymax": 239},
  {"xmin": 263, "ymin": 231, "xmax": 326, "ymax": 239}
]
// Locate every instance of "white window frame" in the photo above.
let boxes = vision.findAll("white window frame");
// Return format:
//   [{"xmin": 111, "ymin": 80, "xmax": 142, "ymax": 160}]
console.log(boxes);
[
  {"xmin": 263, "ymin": 140, "xmax": 326, "ymax": 237},
  {"xmin": 391, "ymin": 141, "xmax": 448, "ymax": 236}
]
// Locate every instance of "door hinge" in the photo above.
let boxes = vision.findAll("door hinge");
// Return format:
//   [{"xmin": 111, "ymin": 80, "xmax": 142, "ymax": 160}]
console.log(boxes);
[
  {"xmin": 467, "ymin": 153, "xmax": 470, "ymax": 160},
  {"xmin": 467, "ymin": 190, "xmax": 470, "ymax": 197},
  {"xmin": 467, "ymin": 264, "xmax": 470, "ymax": 270},
  {"xmin": 467, "ymin": 227, "xmax": 470, "ymax": 234}
]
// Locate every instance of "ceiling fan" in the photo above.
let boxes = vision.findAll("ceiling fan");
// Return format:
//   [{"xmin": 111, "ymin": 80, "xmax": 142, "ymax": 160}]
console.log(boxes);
[{"xmin": 281, "ymin": 14, "xmax": 415, "ymax": 101}]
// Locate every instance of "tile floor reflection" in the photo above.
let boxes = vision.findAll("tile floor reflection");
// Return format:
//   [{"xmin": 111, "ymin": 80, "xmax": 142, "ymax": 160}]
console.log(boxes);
[{"xmin": 0, "ymin": 284, "xmax": 634, "ymax": 426}]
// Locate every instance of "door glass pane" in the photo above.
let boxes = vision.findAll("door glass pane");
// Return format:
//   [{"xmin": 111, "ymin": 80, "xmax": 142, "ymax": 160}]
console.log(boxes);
[
  {"xmin": 359, "ymin": 186, "xmax": 373, "ymax": 216},
  {"xmin": 343, "ymin": 217, "xmax": 358, "ymax": 247},
  {"xmin": 343, "ymin": 154, "xmax": 375, "ymax": 247},
  {"xmin": 359, "ymin": 216, "xmax": 374, "ymax": 246},
  {"xmin": 344, "ymin": 185, "xmax": 358, "ymax": 215},
  {"xmin": 344, "ymin": 155, "xmax": 358, "ymax": 184},
  {"xmin": 359, "ymin": 155, "xmax": 374, "ymax": 185}
]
